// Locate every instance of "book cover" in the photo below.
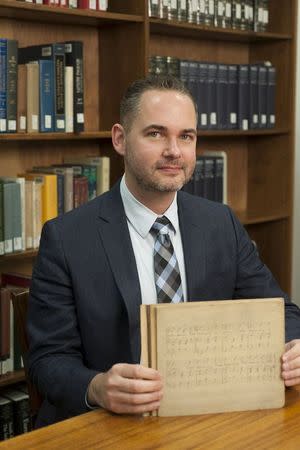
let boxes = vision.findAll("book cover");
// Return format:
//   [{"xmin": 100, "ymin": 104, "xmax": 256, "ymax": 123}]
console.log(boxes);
[
  {"xmin": 6, "ymin": 39, "xmax": 18, "ymax": 133},
  {"xmin": 207, "ymin": 63, "xmax": 218, "ymax": 129},
  {"xmin": 203, "ymin": 150, "xmax": 227, "ymax": 204},
  {"xmin": 0, "ymin": 38, "xmax": 7, "ymax": 133},
  {"xmin": 39, "ymin": 59, "xmax": 54, "ymax": 132},
  {"xmin": 267, "ymin": 65, "xmax": 276, "ymax": 128},
  {"xmin": 2, "ymin": 389, "xmax": 30, "ymax": 435},
  {"xmin": 51, "ymin": 166, "xmax": 73, "ymax": 212},
  {"xmin": 0, "ymin": 396, "xmax": 14, "ymax": 440},
  {"xmin": 17, "ymin": 64, "xmax": 27, "ymax": 132},
  {"xmin": 26, "ymin": 62, "xmax": 39, "ymax": 133},
  {"xmin": 249, "ymin": 64, "xmax": 259, "ymax": 129},
  {"xmin": 238, "ymin": 64, "xmax": 249, "ymax": 130},
  {"xmin": 216, "ymin": 63, "xmax": 228, "ymax": 129},
  {"xmin": 198, "ymin": 62, "xmax": 209, "ymax": 130},
  {"xmin": 25, "ymin": 180, "xmax": 34, "ymax": 249},
  {"xmin": 227, "ymin": 64, "xmax": 238, "ymax": 129},
  {"xmin": 140, "ymin": 298, "xmax": 285, "ymax": 417},
  {"xmin": 64, "ymin": 41, "xmax": 84, "ymax": 133},
  {"xmin": 65, "ymin": 65, "xmax": 74, "ymax": 133},
  {"xmin": 257, "ymin": 64, "xmax": 268, "ymax": 128}
]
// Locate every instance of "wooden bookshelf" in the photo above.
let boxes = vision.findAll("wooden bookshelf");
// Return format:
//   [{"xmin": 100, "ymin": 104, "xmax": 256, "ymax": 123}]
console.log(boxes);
[{"xmin": 0, "ymin": 0, "xmax": 297, "ymax": 391}]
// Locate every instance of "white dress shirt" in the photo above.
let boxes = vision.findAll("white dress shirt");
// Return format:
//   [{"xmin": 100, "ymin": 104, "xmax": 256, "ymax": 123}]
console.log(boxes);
[{"xmin": 120, "ymin": 176, "xmax": 187, "ymax": 304}]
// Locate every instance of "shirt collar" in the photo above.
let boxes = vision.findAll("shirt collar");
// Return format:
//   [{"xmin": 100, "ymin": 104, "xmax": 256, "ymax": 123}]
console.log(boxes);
[{"xmin": 120, "ymin": 176, "xmax": 179, "ymax": 238}]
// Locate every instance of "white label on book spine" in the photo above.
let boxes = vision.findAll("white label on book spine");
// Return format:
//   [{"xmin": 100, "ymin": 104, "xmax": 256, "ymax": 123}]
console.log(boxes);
[
  {"xmin": 26, "ymin": 237, "xmax": 33, "ymax": 249},
  {"xmin": 90, "ymin": 0, "xmax": 96, "ymax": 9},
  {"xmin": 242, "ymin": 119, "xmax": 248, "ymax": 130},
  {"xmin": 258, "ymin": 7, "xmax": 264, "ymax": 22},
  {"xmin": 230, "ymin": 113, "xmax": 237, "ymax": 124},
  {"xmin": 261, "ymin": 114, "xmax": 267, "ymax": 125},
  {"xmin": 13, "ymin": 237, "xmax": 22, "ymax": 251},
  {"xmin": 60, "ymin": 0, "xmax": 66, "ymax": 5},
  {"xmin": 225, "ymin": 2, "xmax": 231, "ymax": 17},
  {"xmin": 69, "ymin": 0, "xmax": 77, "ymax": 8},
  {"xmin": 191, "ymin": 0, "xmax": 197, "ymax": 12},
  {"xmin": 32, "ymin": 115, "xmax": 38, "ymax": 131},
  {"xmin": 181, "ymin": 0, "xmax": 186, "ymax": 9},
  {"xmin": 270, "ymin": 115, "xmax": 275, "ymax": 124},
  {"xmin": 77, "ymin": 113, "xmax": 84, "ymax": 124},
  {"xmin": 8, "ymin": 120, "xmax": 16, "ymax": 131},
  {"xmin": 199, "ymin": 0, "xmax": 205, "ymax": 14},
  {"xmin": 171, "ymin": 0, "xmax": 176, "ymax": 8},
  {"xmin": 0, "ymin": 242, "xmax": 4, "ymax": 255},
  {"xmin": 45, "ymin": 115, "xmax": 52, "ymax": 129},
  {"xmin": 264, "ymin": 10, "xmax": 269, "ymax": 24},
  {"xmin": 35, "ymin": 0, "xmax": 43, "ymax": 3},
  {"xmin": 245, "ymin": 5, "xmax": 249, "ymax": 20},
  {"xmin": 56, "ymin": 119, "xmax": 65, "ymax": 129},
  {"xmin": 201, "ymin": 113, "xmax": 207, "ymax": 126},
  {"xmin": 210, "ymin": 112, "xmax": 217, "ymax": 125},
  {"xmin": 0, "ymin": 119, "xmax": 6, "ymax": 132},
  {"xmin": 153, "ymin": 0, "xmax": 159, "ymax": 4},
  {"xmin": 249, "ymin": 5, "xmax": 253, "ymax": 20},
  {"xmin": 209, "ymin": 0, "xmax": 214, "ymax": 15},
  {"xmin": 236, "ymin": 4, "xmax": 241, "ymax": 19},
  {"xmin": 253, "ymin": 114, "xmax": 258, "ymax": 124},
  {"xmin": 20, "ymin": 116, "xmax": 26, "ymax": 131},
  {"xmin": 99, "ymin": 0, "xmax": 108, "ymax": 9},
  {"xmin": 218, "ymin": 1, "xmax": 223, "ymax": 16},
  {"xmin": 4, "ymin": 240, "xmax": 12, "ymax": 254}
]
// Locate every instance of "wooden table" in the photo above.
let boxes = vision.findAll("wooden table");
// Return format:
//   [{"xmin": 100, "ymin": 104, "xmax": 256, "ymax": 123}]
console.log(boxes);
[{"xmin": 1, "ymin": 387, "xmax": 300, "ymax": 449}]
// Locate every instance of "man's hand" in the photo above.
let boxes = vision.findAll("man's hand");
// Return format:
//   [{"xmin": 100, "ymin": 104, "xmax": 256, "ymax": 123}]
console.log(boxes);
[
  {"xmin": 87, "ymin": 363, "xmax": 163, "ymax": 414},
  {"xmin": 282, "ymin": 339, "xmax": 300, "ymax": 386}
]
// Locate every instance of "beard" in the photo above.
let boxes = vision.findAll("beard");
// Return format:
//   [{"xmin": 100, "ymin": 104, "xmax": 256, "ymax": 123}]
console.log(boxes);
[{"xmin": 124, "ymin": 151, "xmax": 195, "ymax": 193}]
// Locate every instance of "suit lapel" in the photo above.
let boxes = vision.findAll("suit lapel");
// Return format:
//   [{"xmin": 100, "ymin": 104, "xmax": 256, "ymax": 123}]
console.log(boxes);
[
  {"xmin": 96, "ymin": 183, "xmax": 141, "ymax": 362},
  {"xmin": 178, "ymin": 192, "xmax": 207, "ymax": 301}
]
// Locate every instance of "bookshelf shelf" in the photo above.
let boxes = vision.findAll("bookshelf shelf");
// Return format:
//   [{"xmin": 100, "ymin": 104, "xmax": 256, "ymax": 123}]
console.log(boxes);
[
  {"xmin": 0, "ymin": 250, "xmax": 38, "ymax": 263},
  {"xmin": 150, "ymin": 19, "xmax": 292, "ymax": 42},
  {"xmin": 237, "ymin": 211, "xmax": 290, "ymax": 226},
  {"xmin": 0, "ymin": 0, "xmax": 143, "ymax": 27},
  {"xmin": 0, "ymin": 370, "xmax": 26, "ymax": 388},
  {"xmin": 0, "ymin": 131, "xmax": 112, "ymax": 142},
  {"xmin": 198, "ymin": 128, "xmax": 290, "ymax": 138}
]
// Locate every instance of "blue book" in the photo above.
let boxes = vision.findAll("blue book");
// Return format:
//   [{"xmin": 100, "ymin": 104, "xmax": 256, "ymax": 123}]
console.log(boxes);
[
  {"xmin": 39, "ymin": 59, "xmax": 54, "ymax": 132},
  {"xmin": 0, "ymin": 38, "xmax": 7, "ymax": 133}
]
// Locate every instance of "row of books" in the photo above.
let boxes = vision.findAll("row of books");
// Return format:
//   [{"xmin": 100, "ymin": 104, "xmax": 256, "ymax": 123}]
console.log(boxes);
[
  {"xmin": 0, "ymin": 383, "xmax": 30, "ymax": 440},
  {"xmin": 0, "ymin": 155, "xmax": 110, "ymax": 255},
  {"xmin": 0, "ymin": 39, "xmax": 84, "ymax": 134},
  {"xmin": 17, "ymin": 0, "xmax": 108, "ymax": 11},
  {"xmin": 182, "ymin": 151, "xmax": 227, "ymax": 203},
  {"xmin": 149, "ymin": 56, "xmax": 276, "ymax": 130},
  {"xmin": 149, "ymin": 0, "xmax": 269, "ymax": 32}
]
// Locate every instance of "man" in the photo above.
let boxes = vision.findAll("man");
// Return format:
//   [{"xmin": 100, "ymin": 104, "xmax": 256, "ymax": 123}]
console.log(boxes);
[{"xmin": 28, "ymin": 76, "xmax": 300, "ymax": 428}]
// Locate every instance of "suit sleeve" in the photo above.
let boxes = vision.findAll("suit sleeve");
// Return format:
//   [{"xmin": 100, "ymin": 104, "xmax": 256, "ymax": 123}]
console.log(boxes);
[
  {"xmin": 27, "ymin": 219, "xmax": 99, "ymax": 416},
  {"xmin": 228, "ymin": 207, "xmax": 300, "ymax": 342}
]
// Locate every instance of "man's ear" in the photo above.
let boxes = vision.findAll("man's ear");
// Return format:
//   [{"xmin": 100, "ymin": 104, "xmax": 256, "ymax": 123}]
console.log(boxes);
[{"xmin": 112, "ymin": 123, "xmax": 126, "ymax": 156}]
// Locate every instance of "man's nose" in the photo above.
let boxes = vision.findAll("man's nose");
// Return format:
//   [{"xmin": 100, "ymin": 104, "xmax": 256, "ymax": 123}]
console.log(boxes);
[{"xmin": 163, "ymin": 137, "xmax": 181, "ymax": 158}]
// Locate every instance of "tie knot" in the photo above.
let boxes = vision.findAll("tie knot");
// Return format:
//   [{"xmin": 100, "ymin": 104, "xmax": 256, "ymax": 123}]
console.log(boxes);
[{"xmin": 151, "ymin": 216, "xmax": 172, "ymax": 236}]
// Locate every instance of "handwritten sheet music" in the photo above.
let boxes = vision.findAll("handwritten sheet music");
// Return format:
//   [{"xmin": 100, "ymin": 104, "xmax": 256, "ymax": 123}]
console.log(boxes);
[{"xmin": 156, "ymin": 299, "xmax": 285, "ymax": 416}]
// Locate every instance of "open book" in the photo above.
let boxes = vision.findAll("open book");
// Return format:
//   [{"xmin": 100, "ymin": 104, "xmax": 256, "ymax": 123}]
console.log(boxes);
[{"xmin": 140, "ymin": 298, "xmax": 285, "ymax": 417}]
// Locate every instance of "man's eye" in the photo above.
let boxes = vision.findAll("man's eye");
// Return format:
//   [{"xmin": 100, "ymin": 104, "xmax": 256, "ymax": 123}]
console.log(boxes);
[
  {"xmin": 148, "ymin": 131, "xmax": 160, "ymax": 137},
  {"xmin": 181, "ymin": 134, "xmax": 192, "ymax": 141}
]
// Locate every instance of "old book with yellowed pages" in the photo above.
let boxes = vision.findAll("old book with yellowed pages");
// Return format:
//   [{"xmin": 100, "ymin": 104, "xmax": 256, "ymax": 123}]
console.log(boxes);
[{"xmin": 140, "ymin": 298, "xmax": 285, "ymax": 417}]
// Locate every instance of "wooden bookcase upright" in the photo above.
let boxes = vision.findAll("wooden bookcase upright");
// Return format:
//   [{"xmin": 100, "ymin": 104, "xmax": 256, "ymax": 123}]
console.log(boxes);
[{"xmin": 0, "ymin": 0, "xmax": 297, "ymax": 391}]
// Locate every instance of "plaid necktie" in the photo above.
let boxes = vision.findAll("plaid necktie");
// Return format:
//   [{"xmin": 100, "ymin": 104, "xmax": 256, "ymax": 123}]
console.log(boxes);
[{"xmin": 150, "ymin": 216, "xmax": 183, "ymax": 303}]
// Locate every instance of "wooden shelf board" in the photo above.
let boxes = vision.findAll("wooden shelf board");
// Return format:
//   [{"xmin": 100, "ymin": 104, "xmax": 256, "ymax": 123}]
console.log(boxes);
[
  {"xmin": 0, "ymin": 129, "xmax": 289, "ymax": 142},
  {"xmin": 0, "ymin": 131, "xmax": 112, "ymax": 141},
  {"xmin": 0, "ymin": 0, "xmax": 143, "ymax": 27},
  {"xmin": 198, "ymin": 128, "xmax": 290, "ymax": 137},
  {"xmin": 150, "ymin": 19, "xmax": 292, "ymax": 42},
  {"xmin": 0, "ymin": 250, "xmax": 38, "ymax": 262},
  {"xmin": 236, "ymin": 211, "xmax": 290, "ymax": 225},
  {"xmin": 0, "ymin": 369, "xmax": 26, "ymax": 388}
]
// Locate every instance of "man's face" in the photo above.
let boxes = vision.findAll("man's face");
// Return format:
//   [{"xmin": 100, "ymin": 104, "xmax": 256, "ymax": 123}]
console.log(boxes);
[{"xmin": 123, "ymin": 90, "xmax": 197, "ymax": 198}]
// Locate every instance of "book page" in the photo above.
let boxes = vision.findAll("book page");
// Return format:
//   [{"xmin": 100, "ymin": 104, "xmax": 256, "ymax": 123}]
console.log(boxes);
[{"xmin": 156, "ymin": 299, "xmax": 285, "ymax": 416}]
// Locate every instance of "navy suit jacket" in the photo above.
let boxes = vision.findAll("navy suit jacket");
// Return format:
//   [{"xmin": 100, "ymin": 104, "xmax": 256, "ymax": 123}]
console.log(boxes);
[{"xmin": 27, "ymin": 181, "xmax": 300, "ymax": 427}]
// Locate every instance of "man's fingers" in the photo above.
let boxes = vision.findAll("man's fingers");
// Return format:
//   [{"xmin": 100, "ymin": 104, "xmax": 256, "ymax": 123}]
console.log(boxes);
[
  {"xmin": 113, "ymin": 400, "xmax": 161, "ymax": 415},
  {"xmin": 106, "ymin": 389, "xmax": 163, "ymax": 408},
  {"xmin": 282, "ymin": 339, "xmax": 300, "ymax": 362},
  {"xmin": 113, "ymin": 363, "xmax": 161, "ymax": 381},
  {"xmin": 282, "ymin": 356, "xmax": 300, "ymax": 371}
]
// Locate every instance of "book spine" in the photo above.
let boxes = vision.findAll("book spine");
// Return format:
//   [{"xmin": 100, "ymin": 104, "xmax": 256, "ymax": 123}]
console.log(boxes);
[
  {"xmin": 194, "ymin": 157, "xmax": 204, "ymax": 197},
  {"xmin": 65, "ymin": 65, "xmax": 74, "ymax": 132},
  {"xmin": 203, "ymin": 157, "xmax": 215, "ymax": 200},
  {"xmin": 267, "ymin": 65, "xmax": 276, "ymax": 128},
  {"xmin": 224, "ymin": 0, "xmax": 232, "ymax": 28},
  {"xmin": 249, "ymin": 64, "xmax": 259, "ymax": 129},
  {"xmin": 198, "ymin": 62, "xmax": 208, "ymax": 130},
  {"xmin": 0, "ymin": 182, "xmax": 4, "ymax": 255},
  {"xmin": 149, "ymin": 0, "xmax": 159, "ymax": 17},
  {"xmin": 53, "ymin": 43, "xmax": 65, "ymax": 132},
  {"xmin": 214, "ymin": 157, "xmax": 224, "ymax": 203},
  {"xmin": 15, "ymin": 178, "xmax": 25, "ymax": 251},
  {"xmin": 258, "ymin": 64, "xmax": 268, "ymax": 128},
  {"xmin": 33, "ymin": 181, "xmax": 42, "ymax": 248},
  {"xmin": 39, "ymin": 59, "xmax": 54, "ymax": 132},
  {"xmin": 0, "ymin": 39, "xmax": 7, "ymax": 133},
  {"xmin": 238, "ymin": 64, "xmax": 249, "ymax": 130},
  {"xmin": 215, "ymin": 0, "xmax": 225, "ymax": 28},
  {"xmin": 65, "ymin": 41, "xmax": 84, "ymax": 133},
  {"xmin": 187, "ymin": 61, "xmax": 198, "ymax": 121},
  {"xmin": 187, "ymin": 0, "xmax": 198, "ymax": 24},
  {"xmin": 178, "ymin": 0, "xmax": 187, "ymax": 21},
  {"xmin": 0, "ymin": 288, "xmax": 11, "ymax": 361},
  {"xmin": 199, "ymin": 0, "xmax": 206, "ymax": 24},
  {"xmin": 17, "ymin": 64, "xmax": 27, "ymax": 132},
  {"xmin": 3, "ymin": 183, "xmax": 13, "ymax": 254},
  {"xmin": 204, "ymin": 0, "xmax": 215, "ymax": 26},
  {"xmin": 6, "ymin": 40, "xmax": 18, "ymax": 133},
  {"xmin": 98, "ymin": 0, "xmax": 108, "ymax": 10},
  {"xmin": 11, "ymin": 182, "xmax": 22, "ymax": 252},
  {"xmin": 0, "ymin": 397, "xmax": 14, "ymax": 440},
  {"xmin": 207, "ymin": 63, "xmax": 218, "ymax": 129},
  {"xmin": 13, "ymin": 397, "xmax": 30, "ymax": 435},
  {"xmin": 216, "ymin": 63, "xmax": 228, "ymax": 129},
  {"xmin": 56, "ymin": 173, "xmax": 65, "ymax": 215},
  {"xmin": 227, "ymin": 64, "xmax": 238, "ymax": 129},
  {"xmin": 79, "ymin": 0, "xmax": 96, "ymax": 9},
  {"xmin": 26, "ymin": 62, "xmax": 39, "ymax": 133},
  {"xmin": 25, "ymin": 181, "xmax": 33, "ymax": 249}
]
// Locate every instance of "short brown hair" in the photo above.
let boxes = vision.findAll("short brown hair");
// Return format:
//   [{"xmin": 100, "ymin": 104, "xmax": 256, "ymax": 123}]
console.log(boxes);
[{"xmin": 120, "ymin": 75, "xmax": 198, "ymax": 131}]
